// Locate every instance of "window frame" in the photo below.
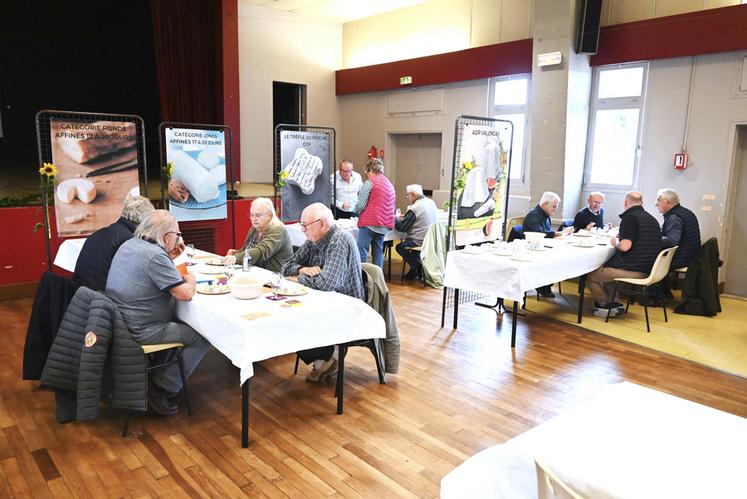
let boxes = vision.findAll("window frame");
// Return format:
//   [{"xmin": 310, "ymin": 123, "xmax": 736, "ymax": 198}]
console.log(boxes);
[
  {"xmin": 583, "ymin": 62, "xmax": 649, "ymax": 192},
  {"xmin": 489, "ymin": 74, "xmax": 531, "ymax": 186}
]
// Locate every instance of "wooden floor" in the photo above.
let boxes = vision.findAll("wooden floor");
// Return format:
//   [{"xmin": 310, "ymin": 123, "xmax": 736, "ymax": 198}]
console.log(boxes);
[{"xmin": 3, "ymin": 277, "xmax": 747, "ymax": 497}]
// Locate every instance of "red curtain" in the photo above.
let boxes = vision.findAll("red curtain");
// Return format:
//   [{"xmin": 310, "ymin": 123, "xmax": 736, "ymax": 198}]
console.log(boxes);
[{"xmin": 150, "ymin": 0, "xmax": 223, "ymax": 124}]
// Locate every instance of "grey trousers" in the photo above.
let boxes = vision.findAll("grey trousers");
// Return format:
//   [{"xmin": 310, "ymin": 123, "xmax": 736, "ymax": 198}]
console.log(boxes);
[
  {"xmin": 587, "ymin": 266, "xmax": 647, "ymax": 305},
  {"xmin": 139, "ymin": 321, "xmax": 211, "ymax": 395}
]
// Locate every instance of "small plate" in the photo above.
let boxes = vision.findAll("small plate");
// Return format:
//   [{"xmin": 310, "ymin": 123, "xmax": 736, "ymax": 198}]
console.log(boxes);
[
  {"xmin": 198, "ymin": 265, "xmax": 227, "ymax": 275},
  {"xmin": 493, "ymin": 250, "xmax": 513, "ymax": 256},
  {"xmin": 573, "ymin": 243, "xmax": 594, "ymax": 248},
  {"xmin": 574, "ymin": 233, "xmax": 593, "ymax": 238},
  {"xmin": 196, "ymin": 284, "xmax": 230, "ymax": 295},
  {"xmin": 204, "ymin": 258, "xmax": 225, "ymax": 266},
  {"xmin": 528, "ymin": 247, "xmax": 547, "ymax": 252},
  {"xmin": 510, "ymin": 255, "xmax": 533, "ymax": 262},
  {"xmin": 275, "ymin": 285, "xmax": 309, "ymax": 296}
]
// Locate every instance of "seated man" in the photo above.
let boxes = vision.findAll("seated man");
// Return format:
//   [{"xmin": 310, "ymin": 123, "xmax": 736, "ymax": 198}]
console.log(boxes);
[
  {"xmin": 105, "ymin": 210, "xmax": 210, "ymax": 415},
  {"xmin": 573, "ymin": 191, "xmax": 605, "ymax": 232},
  {"xmin": 282, "ymin": 203, "xmax": 364, "ymax": 381},
  {"xmin": 587, "ymin": 191, "xmax": 662, "ymax": 317},
  {"xmin": 655, "ymin": 188, "xmax": 701, "ymax": 270},
  {"xmin": 395, "ymin": 184, "xmax": 438, "ymax": 280},
  {"xmin": 330, "ymin": 159, "xmax": 362, "ymax": 219},
  {"xmin": 523, "ymin": 191, "xmax": 573, "ymax": 297},
  {"xmin": 73, "ymin": 195, "xmax": 154, "ymax": 291}
]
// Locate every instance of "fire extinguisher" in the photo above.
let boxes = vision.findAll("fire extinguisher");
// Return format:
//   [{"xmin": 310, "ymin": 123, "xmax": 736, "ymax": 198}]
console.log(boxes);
[{"xmin": 367, "ymin": 145, "xmax": 378, "ymax": 159}]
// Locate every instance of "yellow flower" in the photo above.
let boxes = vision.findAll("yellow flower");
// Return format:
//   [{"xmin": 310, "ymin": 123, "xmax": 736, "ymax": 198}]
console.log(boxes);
[
  {"xmin": 280, "ymin": 171, "xmax": 289, "ymax": 180},
  {"xmin": 39, "ymin": 162, "xmax": 57, "ymax": 177},
  {"xmin": 167, "ymin": 161, "xmax": 173, "ymax": 177},
  {"xmin": 463, "ymin": 160, "xmax": 473, "ymax": 171}
]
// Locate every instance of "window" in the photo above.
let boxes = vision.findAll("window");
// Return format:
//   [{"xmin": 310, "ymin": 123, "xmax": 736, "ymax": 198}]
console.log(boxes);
[
  {"xmin": 490, "ymin": 75, "xmax": 530, "ymax": 183},
  {"xmin": 584, "ymin": 63, "xmax": 647, "ymax": 188}
]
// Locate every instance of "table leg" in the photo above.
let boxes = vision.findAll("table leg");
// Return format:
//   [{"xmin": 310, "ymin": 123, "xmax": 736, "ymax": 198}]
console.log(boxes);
[
  {"xmin": 577, "ymin": 275, "xmax": 586, "ymax": 324},
  {"xmin": 241, "ymin": 380, "xmax": 249, "ymax": 448},
  {"xmin": 511, "ymin": 301, "xmax": 518, "ymax": 348},
  {"xmin": 452, "ymin": 289, "xmax": 460, "ymax": 329},
  {"xmin": 336, "ymin": 344, "xmax": 347, "ymax": 415}
]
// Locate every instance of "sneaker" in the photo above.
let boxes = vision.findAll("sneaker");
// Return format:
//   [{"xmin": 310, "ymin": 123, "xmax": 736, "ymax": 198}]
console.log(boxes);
[
  {"xmin": 148, "ymin": 387, "xmax": 178, "ymax": 416},
  {"xmin": 608, "ymin": 301, "xmax": 626, "ymax": 313},
  {"xmin": 593, "ymin": 303, "xmax": 619, "ymax": 318},
  {"xmin": 306, "ymin": 357, "xmax": 337, "ymax": 382}
]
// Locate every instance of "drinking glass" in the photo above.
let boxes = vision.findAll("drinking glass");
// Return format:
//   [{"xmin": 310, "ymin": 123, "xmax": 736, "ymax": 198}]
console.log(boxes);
[
  {"xmin": 271, "ymin": 272, "xmax": 283, "ymax": 298},
  {"xmin": 224, "ymin": 263, "xmax": 234, "ymax": 279},
  {"xmin": 186, "ymin": 243, "xmax": 195, "ymax": 264}
]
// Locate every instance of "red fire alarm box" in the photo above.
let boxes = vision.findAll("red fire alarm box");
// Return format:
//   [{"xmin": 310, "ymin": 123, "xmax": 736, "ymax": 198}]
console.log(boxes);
[
  {"xmin": 674, "ymin": 153, "xmax": 688, "ymax": 170},
  {"xmin": 379, "ymin": 148, "xmax": 384, "ymax": 158},
  {"xmin": 367, "ymin": 146, "xmax": 378, "ymax": 159}
]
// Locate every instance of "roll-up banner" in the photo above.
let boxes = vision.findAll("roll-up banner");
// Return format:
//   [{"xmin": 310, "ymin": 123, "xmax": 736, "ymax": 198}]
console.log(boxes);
[
  {"xmin": 164, "ymin": 127, "xmax": 228, "ymax": 222},
  {"xmin": 279, "ymin": 130, "xmax": 331, "ymax": 222},
  {"xmin": 50, "ymin": 118, "xmax": 141, "ymax": 237}
]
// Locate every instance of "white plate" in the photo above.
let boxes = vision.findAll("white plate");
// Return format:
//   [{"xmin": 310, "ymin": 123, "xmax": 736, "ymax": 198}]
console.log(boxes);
[
  {"xmin": 574, "ymin": 233, "xmax": 593, "ymax": 238},
  {"xmin": 197, "ymin": 265, "xmax": 227, "ymax": 275},
  {"xmin": 275, "ymin": 285, "xmax": 309, "ymax": 296},
  {"xmin": 573, "ymin": 243, "xmax": 594, "ymax": 248},
  {"xmin": 528, "ymin": 247, "xmax": 548, "ymax": 252},
  {"xmin": 510, "ymin": 255, "xmax": 533, "ymax": 262},
  {"xmin": 493, "ymin": 250, "xmax": 513, "ymax": 256},
  {"xmin": 462, "ymin": 247, "xmax": 482, "ymax": 255},
  {"xmin": 196, "ymin": 284, "xmax": 230, "ymax": 295}
]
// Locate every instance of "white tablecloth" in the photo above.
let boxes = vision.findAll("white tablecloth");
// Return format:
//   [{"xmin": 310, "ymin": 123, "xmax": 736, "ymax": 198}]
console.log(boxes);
[
  {"xmin": 176, "ymin": 265, "xmax": 385, "ymax": 385},
  {"xmin": 441, "ymin": 382, "xmax": 747, "ymax": 499},
  {"xmin": 53, "ymin": 238, "xmax": 87, "ymax": 272},
  {"xmin": 443, "ymin": 237, "xmax": 616, "ymax": 302}
]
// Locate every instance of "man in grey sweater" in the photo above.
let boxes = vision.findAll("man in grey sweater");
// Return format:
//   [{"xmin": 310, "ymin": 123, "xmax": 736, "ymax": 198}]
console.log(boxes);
[{"xmin": 395, "ymin": 184, "xmax": 438, "ymax": 280}]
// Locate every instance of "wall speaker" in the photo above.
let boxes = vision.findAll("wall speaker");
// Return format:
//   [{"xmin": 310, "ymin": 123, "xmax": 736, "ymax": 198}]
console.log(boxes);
[{"xmin": 576, "ymin": 0, "xmax": 603, "ymax": 54}]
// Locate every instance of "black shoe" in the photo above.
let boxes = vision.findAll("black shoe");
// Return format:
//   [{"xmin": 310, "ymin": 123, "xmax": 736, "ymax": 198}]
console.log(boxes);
[
  {"xmin": 404, "ymin": 269, "xmax": 418, "ymax": 281},
  {"xmin": 608, "ymin": 301, "xmax": 626, "ymax": 313},
  {"xmin": 537, "ymin": 287, "xmax": 555, "ymax": 298},
  {"xmin": 148, "ymin": 386, "xmax": 178, "ymax": 416}
]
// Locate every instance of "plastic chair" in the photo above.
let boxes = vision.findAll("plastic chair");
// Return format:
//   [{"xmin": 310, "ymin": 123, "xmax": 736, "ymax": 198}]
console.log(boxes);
[
  {"xmin": 605, "ymin": 246, "xmax": 678, "ymax": 332},
  {"xmin": 535, "ymin": 458, "xmax": 584, "ymax": 499},
  {"xmin": 505, "ymin": 216, "xmax": 524, "ymax": 241}
]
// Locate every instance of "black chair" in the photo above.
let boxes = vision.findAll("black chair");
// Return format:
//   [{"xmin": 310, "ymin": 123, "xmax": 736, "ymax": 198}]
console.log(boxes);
[{"xmin": 293, "ymin": 271, "xmax": 386, "ymax": 384}]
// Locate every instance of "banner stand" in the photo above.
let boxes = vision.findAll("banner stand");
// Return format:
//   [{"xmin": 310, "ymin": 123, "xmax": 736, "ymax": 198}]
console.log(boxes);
[
  {"xmin": 159, "ymin": 122, "xmax": 235, "ymax": 250},
  {"xmin": 440, "ymin": 114, "xmax": 514, "ymax": 327},
  {"xmin": 35, "ymin": 109, "xmax": 148, "ymax": 271},
  {"xmin": 273, "ymin": 124, "xmax": 336, "ymax": 222}
]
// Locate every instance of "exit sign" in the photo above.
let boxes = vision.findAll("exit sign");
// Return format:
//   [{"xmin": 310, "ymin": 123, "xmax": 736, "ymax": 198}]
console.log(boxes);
[{"xmin": 399, "ymin": 76, "xmax": 413, "ymax": 85}]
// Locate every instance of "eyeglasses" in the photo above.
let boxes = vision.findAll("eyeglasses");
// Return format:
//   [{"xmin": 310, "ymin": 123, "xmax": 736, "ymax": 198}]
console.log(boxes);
[
  {"xmin": 340, "ymin": 169, "xmax": 353, "ymax": 174},
  {"xmin": 249, "ymin": 212, "xmax": 270, "ymax": 219},
  {"xmin": 166, "ymin": 231, "xmax": 182, "ymax": 238},
  {"xmin": 299, "ymin": 218, "xmax": 321, "ymax": 229}
]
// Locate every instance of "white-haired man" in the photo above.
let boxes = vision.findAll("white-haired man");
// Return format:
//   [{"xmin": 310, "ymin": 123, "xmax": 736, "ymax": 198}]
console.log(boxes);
[
  {"xmin": 73, "ymin": 195, "xmax": 155, "ymax": 291},
  {"xmin": 106, "ymin": 210, "xmax": 210, "ymax": 415},
  {"xmin": 395, "ymin": 184, "xmax": 437, "ymax": 280},
  {"xmin": 655, "ymin": 188, "xmax": 701, "ymax": 270},
  {"xmin": 522, "ymin": 191, "xmax": 574, "ymax": 297},
  {"xmin": 282, "ymin": 203, "xmax": 364, "ymax": 381},
  {"xmin": 573, "ymin": 191, "xmax": 606, "ymax": 232}
]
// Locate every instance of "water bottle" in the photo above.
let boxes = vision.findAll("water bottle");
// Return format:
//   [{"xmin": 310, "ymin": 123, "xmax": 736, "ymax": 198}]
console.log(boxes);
[{"xmin": 243, "ymin": 253, "xmax": 250, "ymax": 272}]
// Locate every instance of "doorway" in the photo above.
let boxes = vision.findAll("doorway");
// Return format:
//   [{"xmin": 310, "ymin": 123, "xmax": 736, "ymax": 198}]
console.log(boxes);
[
  {"xmin": 724, "ymin": 124, "xmax": 747, "ymax": 298},
  {"xmin": 390, "ymin": 133, "xmax": 442, "ymax": 211},
  {"xmin": 273, "ymin": 81, "xmax": 306, "ymax": 128}
]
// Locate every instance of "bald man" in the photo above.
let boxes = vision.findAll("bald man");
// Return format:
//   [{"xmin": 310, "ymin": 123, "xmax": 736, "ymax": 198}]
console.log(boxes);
[{"xmin": 587, "ymin": 191, "xmax": 662, "ymax": 317}]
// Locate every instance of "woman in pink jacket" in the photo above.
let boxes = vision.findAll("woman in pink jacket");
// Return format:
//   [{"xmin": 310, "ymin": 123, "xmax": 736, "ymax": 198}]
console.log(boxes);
[{"xmin": 355, "ymin": 158, "xmax": 396, "ymax": 269}]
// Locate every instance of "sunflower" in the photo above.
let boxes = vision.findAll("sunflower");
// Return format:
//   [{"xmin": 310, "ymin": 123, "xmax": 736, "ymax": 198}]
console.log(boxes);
[{"xmin": 39, "ymin": 162, "xmax": 58, "ymax": 177}]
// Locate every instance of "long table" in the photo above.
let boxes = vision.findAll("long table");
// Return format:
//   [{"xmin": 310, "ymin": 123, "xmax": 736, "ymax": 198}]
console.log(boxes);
[
  {"xmin": 441, "ymin": 382, "xmax": 747, "ymax": 498},
  {"xmin": 443, "ymin": 236, "xmax": 616, "ymax": 347},
  {"xmin": 176, "ymin": 261, "xmax": 385, "ymax": 447}
]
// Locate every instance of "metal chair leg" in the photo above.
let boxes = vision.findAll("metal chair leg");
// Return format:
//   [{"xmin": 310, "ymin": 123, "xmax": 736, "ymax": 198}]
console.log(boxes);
[
  {"xmin": 642, "ymin": 287, "xmax": 651, "ymax": 333},
  {"xmin": 369, "ymin": 341, "xmax": 385, "ymax": 384},
  {"xmin": 175, "ymin": 350, "xmax": 192, "ymax": 416},
  {"xmin": 293, "ymin": 354, "xmax": 300, "ymax": 374},
  {"xmin": 662, "ymin": 297, "xmax": 669, "ymax": 323},
  {"xmin": 122, "ymin": 413, "xmax": 130, "ymax": 437}
]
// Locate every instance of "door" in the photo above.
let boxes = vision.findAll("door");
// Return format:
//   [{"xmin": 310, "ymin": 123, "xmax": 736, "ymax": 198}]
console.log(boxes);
[
  {"xmin": 725, "ymin": 125, "xmax": 747, "ymax": 297},
  {"xmin": 392, "ymin": 133, "xmax": 442, "ymax": 211}
]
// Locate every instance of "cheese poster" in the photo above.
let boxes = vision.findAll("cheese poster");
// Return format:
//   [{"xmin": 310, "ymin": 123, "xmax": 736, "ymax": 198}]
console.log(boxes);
[
  {"xmin": 279, "ymin": 130, "xmax": 330, "ymax": 222},
  {"xmin": 50, "ymin": 119, "xmax": 140, "ymax": 237},
  {"xmin": 164, "ymin": 127, "xmax": 227, "ymax": 222}
]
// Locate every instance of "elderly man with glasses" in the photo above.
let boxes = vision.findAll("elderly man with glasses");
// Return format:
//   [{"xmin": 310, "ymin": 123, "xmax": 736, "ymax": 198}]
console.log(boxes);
[
  {"xmin": 330, "ymin": 159, "xmax": 362, "ymax": 219},
  {"xmin": 282, "ymin": 202, "xmax": 364, "ymax": 381},
  {"xmin": 573, "ymin": 191, "xmax": 606, "ymax": 232},
  {"xmin": 223, "ymin": 197, "xmax": 292, "ymax": 272},
  {"xmin": 106, "ymin": 210, "xmax": 210, "ymax": 416}
]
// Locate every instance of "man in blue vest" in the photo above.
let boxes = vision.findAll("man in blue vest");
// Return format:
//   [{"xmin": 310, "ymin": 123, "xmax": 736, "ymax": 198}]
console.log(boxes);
[
  {"xmin": 587, "ymin": 191, "xmax": 662, "ymax": 317},
  {"xmin": 655, "ymin": 188, "xmax": 701, "ymax": 270}
]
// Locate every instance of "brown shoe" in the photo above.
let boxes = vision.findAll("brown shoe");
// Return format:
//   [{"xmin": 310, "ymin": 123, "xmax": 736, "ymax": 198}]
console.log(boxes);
[{"xmin": 306, "ymin": 358, "xmax": 337, "ymax": 383}]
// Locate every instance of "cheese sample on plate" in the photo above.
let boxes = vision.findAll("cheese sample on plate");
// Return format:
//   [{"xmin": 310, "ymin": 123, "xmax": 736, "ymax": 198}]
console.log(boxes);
[
  {"xmin": 170, "ymin": 149, "xmax": 220, "ymax": 203},
  {"xmin": 283, "ymin": 148, "xmax": 322, "ymax": 195},
  {"xmin": 58, "ymin": 121, "xmax": 136, "ymax": 163},
  {"xmin": 56, "ymin": 178, "xmax": 97, "ymax": 204}
]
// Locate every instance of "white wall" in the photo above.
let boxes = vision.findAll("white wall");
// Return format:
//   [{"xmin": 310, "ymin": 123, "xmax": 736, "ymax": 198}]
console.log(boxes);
[
  {"xmin": 589, "ymin": 51, "xmax": 747, "ymax": 245},
  {"xmin": 238, "ymin": 2, "xmax": 342, "ymax": 183}
]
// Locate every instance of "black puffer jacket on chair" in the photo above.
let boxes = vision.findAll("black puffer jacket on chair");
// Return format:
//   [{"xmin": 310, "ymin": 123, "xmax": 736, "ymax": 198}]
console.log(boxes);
[{"xmin": 41, "ymin": 286, "xmax": 147, "ymax": 421}]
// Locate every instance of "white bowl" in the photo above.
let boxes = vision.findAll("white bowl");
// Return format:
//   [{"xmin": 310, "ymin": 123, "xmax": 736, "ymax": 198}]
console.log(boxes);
[
  {"xmin": 523, "ymin": 231, "xmax": 546, "ymax": 243},
  {"xmin": 229, "ymin": 274, "xmax": 264, "ymax": 300}
]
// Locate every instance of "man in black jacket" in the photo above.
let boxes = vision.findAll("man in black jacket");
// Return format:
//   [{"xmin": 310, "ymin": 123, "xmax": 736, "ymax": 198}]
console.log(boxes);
[
  {"xmin": 73, "ymin": 195, "xmax": 154, "ymax": 291},
  {"xmin": 655, "ymin": 188, "xmax": 701, "ymax": 270},
  {"xmin": 573, "ymin": 191, "xmax": 605, "ymax": 232},
  {"xmin": 587, "ymin": 191, "xmax": 662, "ymax": 317}
]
